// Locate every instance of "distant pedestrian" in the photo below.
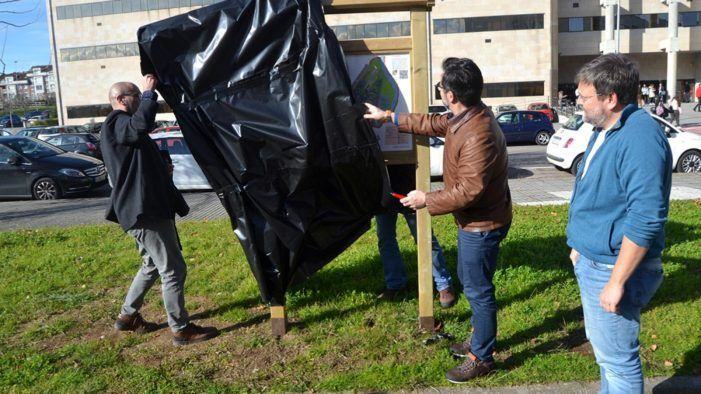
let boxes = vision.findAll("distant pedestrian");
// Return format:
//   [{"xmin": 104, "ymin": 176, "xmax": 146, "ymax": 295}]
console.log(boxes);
[
  {"xmin": 694, "ymin": 83, "xmax": 701, "ymax": 112},
  {"xmin": 669, "ymin": 94, "xmax": 681, "ymax": 126}
]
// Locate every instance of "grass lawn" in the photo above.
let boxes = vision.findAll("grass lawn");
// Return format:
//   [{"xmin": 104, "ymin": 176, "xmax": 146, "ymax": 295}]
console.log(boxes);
[{"xmin": 0, "ymin": 201, "xmax": 699, "ymax": 392}]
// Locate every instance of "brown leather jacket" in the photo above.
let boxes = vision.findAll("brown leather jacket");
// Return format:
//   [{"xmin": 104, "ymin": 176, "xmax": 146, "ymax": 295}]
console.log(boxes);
[{"xmin": 397, "ymin": 103, "xmax": 512, "ymax": 232}]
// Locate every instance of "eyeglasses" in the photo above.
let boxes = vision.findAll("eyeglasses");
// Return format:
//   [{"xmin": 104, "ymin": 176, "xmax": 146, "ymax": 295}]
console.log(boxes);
[
  {"xmin": 435, "ymin": 82, "xmax": 445, "ymax": 91},
  {"xmin": 575, "ymin": 89, "xmax": 606, "ymax": 103}
]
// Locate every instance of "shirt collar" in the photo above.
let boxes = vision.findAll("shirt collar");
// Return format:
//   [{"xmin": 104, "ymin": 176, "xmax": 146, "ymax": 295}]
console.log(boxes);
[{"xmin": 448, "ymin": 102, "xmax": 487, "ymax": 133}]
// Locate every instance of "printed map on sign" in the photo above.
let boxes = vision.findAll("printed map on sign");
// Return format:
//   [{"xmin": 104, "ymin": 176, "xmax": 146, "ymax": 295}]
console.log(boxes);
[{"xmin": 347, "ymin": 54, "xmax": 413, "ymax": 152}]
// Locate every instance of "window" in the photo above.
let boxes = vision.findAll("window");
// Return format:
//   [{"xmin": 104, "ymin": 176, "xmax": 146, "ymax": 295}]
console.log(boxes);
[
  {"xmin": 0, "ymin": 144, "xmax": 17, "ymax": 164},
  {"xmin": 434, "ymin": 19, "xmax": 447, "ymax": 34},
  {"xmin": 102, "ymin": 1, "xmax": 113, "ymax": 15},
  {"xmin": 435, "ymin": 14, "xmax": 543, "ymax": 34},
  {"xmin": 81, "ymin": 3, "xmax": 92, "ymax": 17},
  {"xmin": 57, "ymin": 6, "xmax": 67, "ymax": 20},
  {"xmin": 680, "ymin": 12, "xmax": 700, "ymax": 27},
  {"xmin": 114, "ymin": 1, "xmax": 123, "ymax": 13},
  {"xmin": 497, "ymin": 113, "xmax": 518, "ymax": 124},
  {"xmin": 568, "ymin": 17, "xmax": 584, "ymax": 32},
  {"xmin": 481, "ymin": 81, "xmax": 544, "ymax": 98}
]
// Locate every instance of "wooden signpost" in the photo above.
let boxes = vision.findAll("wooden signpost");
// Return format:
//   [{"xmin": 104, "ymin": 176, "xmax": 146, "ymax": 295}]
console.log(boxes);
[{"xmin": 271, "ymin": 0, "xmax": 435, "ymax": 336}]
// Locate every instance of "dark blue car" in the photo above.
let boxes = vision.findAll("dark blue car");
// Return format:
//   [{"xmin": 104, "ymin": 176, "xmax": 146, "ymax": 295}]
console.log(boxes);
[
  {"xmin": 496, "ymin": 110, "xmax": 555, "ymax": 145},
  {"xmin": 0, "ymin": 114, "xmax": 23, "ymax": 128}
]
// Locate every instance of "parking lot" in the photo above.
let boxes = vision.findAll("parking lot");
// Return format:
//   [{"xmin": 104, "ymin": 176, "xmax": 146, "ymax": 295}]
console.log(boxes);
[{"xmin": 2, "ymin": 144, "xmax": 700, "ymax": 231}]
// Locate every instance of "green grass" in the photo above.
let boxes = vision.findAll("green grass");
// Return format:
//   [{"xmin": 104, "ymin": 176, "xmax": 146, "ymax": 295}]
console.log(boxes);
[{"xmin": 0, "ymin": 201, "xmax": 699, "ymax": 392}]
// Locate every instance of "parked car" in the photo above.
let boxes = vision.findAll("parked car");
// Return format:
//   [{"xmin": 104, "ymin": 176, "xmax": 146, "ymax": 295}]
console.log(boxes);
[
  {"xmin": 496, "ymin": 110, "xmax": 555, "ymax": 145},
  {"xmin": 83, "ymin": 122, "xmax": 103, "ymax": 134},
  {"xmin": 16, "ymin": 127, "xmax": 54, "ymax": 139},
  {"xmin": 44, "ymin": 133, "xmax": 102, "ymax": 159},
  {"xmin": 150, "ymin": 131, "xmax": 211, "ymax": 190},
  {"xmin": 32, "ymin": 125, "xmax": 89, "ymax": 140},
  {"xmin": 0, "ymin": 130, "xmax": 11, "ymax": 136},
  {"xmin": 0, "ymin": 136, "xmax": 107, "ymax": 200},
  {"xmin": 0, "ymin": 114, "xmax": 23, "ymax": 128},
  {"xmin": 151, "ymin": 125, "xmax": 181, "ymax": 134},
  {"xmin": 495, "ymin": 104, "xmax": 517, "ymax": 114},
  {"xmin": 429, "ymin": 136, "xmax": 445, "ymax": 177},
  {"xmin": 23, "ymin": 109, "xmax": 50, "ymax": 121},
  {"xmin": 527, "ymin": 102, "xmax": 559, "ymax": 123},
  {"xmin": 546, "ymin": 112, "xmax": 701, "ymax": 174}
]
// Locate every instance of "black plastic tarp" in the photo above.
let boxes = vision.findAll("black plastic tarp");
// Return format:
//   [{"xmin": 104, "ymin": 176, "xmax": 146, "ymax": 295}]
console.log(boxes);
[{"xmin": 138, "ymin": 0, "xmax": 390, "ymax": 305}]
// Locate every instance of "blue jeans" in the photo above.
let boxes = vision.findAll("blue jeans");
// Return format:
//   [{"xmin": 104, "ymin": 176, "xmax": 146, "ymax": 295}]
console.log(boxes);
[
  {"xmin": 375, "ymin": 212, "xmax": 452, "ymax": 291},
  {"xmin": 457, "ymin": 224, "xmax": 510, "ymax": 362},
  {"xmin": 574, "ymin": 255, "xmax": 663, "ymax": 394}
]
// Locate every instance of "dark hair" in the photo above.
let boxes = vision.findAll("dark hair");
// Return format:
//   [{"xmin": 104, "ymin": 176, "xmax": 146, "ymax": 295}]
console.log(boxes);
[
  {"xmin": 441, "ymin": 58, "xmax": 483, "ymax": 106},
  {"xmin": 575, "ymin": 54, "xmax": 639, "ymax": 106}
]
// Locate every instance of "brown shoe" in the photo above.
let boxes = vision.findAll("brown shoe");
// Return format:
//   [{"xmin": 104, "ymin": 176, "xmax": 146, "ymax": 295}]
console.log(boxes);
[
  {"xmin": 172, "ymin": 323, "xmax": 219, "ymax": 346},
  {"xmin": 438, "ymin": 288, "xmax": 457, "ymax": 308},
  {"xmin": 449, "ymin": 339, "xmax": 471, "ymax": 358},
  {"xmin": 445, "ymin": 352, "xmax": 495, "ymax": 383},
  {"xmin": 114, "ymin": 312, "xmax": 158, "ymax": 334}
]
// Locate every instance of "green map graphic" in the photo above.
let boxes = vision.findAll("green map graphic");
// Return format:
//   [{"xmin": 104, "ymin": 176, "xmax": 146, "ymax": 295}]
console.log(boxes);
[{"xmin": 352, "ymin": 57, "xmax": 399, "ymax": 111}]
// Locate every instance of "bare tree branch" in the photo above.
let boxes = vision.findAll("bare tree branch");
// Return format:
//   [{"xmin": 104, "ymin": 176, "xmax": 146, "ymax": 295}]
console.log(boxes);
[
  {"xmin": 0, "ymin": 0, "xmax": 21, "ymax": 4},
  {"xmin": 0, "ymin": 0, "xmax": 40, "ymax": 14}
]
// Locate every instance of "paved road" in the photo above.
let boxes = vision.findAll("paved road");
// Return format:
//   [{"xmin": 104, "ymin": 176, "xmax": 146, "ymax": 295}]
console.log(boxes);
[{"xmin": 2, "ymin": 144, "xmax": 700, "ymax": 232}]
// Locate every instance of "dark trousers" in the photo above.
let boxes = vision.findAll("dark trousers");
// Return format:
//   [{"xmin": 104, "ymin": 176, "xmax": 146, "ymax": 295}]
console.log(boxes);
[{"xmin": 457, "ymin": 223, "xmax": 510, "ymax": 362}]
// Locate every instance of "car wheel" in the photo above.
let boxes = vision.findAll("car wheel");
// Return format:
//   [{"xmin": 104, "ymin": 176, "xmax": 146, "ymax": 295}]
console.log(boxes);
[
  {"xmin": 535, "ymin": 131, "xmax": 551, "ymax": 145},
  {"xmin": 677, "ymin": 150, "xmax": 701, "ymax": 173},
  {"xmin": 570, "ymin": 154, "xmax": 583, "ymax": 176},
  {"xmin": 32, "ymin": 177, "xmax": 61, "ymax": 200}
]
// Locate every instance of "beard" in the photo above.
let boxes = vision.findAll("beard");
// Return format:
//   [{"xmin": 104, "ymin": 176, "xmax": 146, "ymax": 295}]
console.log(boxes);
[{"xmin": 583, "ymin": 108, "xmax": 607, "ymax": 128}]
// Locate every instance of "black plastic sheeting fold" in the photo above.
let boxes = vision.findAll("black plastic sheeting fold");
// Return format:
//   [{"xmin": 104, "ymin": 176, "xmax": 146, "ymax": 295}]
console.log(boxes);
[{"xmin": 138, "ymin": 0, "xmax": 391, "ymax": 305}]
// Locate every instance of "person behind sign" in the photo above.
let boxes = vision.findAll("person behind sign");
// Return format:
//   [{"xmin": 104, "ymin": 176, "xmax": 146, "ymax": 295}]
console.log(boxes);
[{"xmin": 365, "ymin": 57, "xmax": 512, "ymax": 383}]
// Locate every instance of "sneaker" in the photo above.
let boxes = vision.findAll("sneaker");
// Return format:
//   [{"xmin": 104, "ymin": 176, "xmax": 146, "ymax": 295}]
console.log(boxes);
[
  {"xmin": 449, "ymin": 339, "xmax": 472, "ymax": 358},
  {"xmin": 445, "ymin": 352, "xmax": 495, "ymax": 383},
  {"xmin": 114, "ymin": 312, "xmax": 158, "ymax": 334},
  {"xmin": 438, "ymin": 288, "xmax": 457, "ymax": 309},
  {"xmin": 172, "ymin": 323, "xmax": 219, "ymax": 346},
  {"xmin": 377, "ymin": 288, "xmax": 407, "ymax": 301}
]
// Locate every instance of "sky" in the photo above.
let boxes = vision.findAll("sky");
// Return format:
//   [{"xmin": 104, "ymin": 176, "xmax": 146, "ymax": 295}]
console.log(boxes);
[{"xmin": 1, "ymin": 0, "xmax": 51, "ymax": 74}]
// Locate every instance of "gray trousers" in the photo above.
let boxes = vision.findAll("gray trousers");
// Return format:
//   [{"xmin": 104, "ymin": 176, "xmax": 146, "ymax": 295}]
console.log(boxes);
[{"xmin": 121, "ymin": 218, "xmax": 189, "ymax": 332}]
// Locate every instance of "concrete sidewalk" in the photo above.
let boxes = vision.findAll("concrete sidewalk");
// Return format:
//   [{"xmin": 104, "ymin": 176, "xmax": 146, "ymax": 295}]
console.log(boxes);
[{"xmin": 408, "ymin": 375, "xmax": 701, "ymax": 393}]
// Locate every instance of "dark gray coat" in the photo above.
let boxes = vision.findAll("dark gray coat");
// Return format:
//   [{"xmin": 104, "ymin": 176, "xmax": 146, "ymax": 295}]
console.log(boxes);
[{"xmin": 100, "ymin": 97, "xmax": 189, "ymax": 231}]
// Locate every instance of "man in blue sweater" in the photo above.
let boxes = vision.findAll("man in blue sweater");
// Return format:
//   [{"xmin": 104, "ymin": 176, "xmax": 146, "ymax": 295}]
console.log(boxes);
[{"xmin": 567, "ymin": 54, "xmax": 672, "ymax": 393}]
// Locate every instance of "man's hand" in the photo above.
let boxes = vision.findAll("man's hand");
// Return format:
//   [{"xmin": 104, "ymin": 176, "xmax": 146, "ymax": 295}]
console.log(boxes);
[
  {"xmin": 599, "ymin": 281, "xmax": 625, "ymax": 314},
  {"xmin": 570, "ymin": 248, "xmax": 580, "ymax": 266},
  {"xmin": 363, "ymin": 103, "xmax": 389, "ymax": 122},
  {"xmin": 400, "ymin": 190, "xmax": 426, "ymax": 210},
  {"xmin": 142, "ymin": 74, "xmax": 158, "ymax": 92}
]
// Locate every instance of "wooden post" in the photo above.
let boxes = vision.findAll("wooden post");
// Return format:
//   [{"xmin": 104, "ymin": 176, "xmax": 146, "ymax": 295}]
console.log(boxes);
[
  {"xmin": 270, "ymin": 305, "xmax": 287, "ymax": 337},
  {"xmin": 410, "ymin": 10, "xmax": 434, "ymax": 332}
]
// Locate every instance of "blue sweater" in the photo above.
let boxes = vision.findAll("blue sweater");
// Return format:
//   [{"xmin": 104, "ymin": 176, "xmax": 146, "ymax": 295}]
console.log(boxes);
[{"xmin": 566, "ymin": 104, "xmax": 673, "ymax": 265}]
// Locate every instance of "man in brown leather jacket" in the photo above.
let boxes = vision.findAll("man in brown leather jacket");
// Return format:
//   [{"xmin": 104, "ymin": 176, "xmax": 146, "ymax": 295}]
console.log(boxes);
[{"xmin": 365, "ymin": 58, "xmax": 512, "ymax": 383}]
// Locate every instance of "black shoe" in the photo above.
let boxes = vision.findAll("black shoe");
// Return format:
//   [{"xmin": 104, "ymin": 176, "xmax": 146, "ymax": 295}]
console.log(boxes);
[
  {"xmin": 377, "ymin": 287, "xmax": 407, "ymax": 301},
  {"xmin": 114, "ymin": 312, "xmax": 158, "ymax": 334},
  {"xmin": 449, "ymin": 339, "xmax": 472, "ymax": 358},
  {"xmin": 445, "ymin": 353, "xmax": 495, "ymax": 383}
]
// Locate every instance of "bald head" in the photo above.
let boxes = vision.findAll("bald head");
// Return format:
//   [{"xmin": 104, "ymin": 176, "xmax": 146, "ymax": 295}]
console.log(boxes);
[{"xmin": 109, "ymin": 82, "xmax": 141, "ymax": 114}]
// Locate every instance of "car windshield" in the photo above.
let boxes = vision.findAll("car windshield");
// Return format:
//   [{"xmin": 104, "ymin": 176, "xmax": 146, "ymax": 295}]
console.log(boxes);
[
  {"xmin": 562, "ymin": 114, "xmax": 584, "ymax": 130},
  {"xmin": 3, "ymin": 138, "xmax": 65, "ymax": 159}
]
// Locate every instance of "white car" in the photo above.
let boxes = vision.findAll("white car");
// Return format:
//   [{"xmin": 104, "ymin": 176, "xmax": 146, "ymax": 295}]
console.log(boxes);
[
  {"xmin": 150, "ymin": 131, "xmax": 212, "ymax": 190},
  {"xmin": 547, "ymin": 112, "xmax": 701, "ymax": 174}
]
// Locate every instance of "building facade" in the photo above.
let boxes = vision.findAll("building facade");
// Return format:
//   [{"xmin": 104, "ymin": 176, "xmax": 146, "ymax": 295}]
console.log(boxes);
[
  {"xmin": 0, "ymin": 65, "xmax": 56, "ymax": 103},
  {"xmin": 46, "ymin": 0, "xmax": 701, "ymax": 125}
]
